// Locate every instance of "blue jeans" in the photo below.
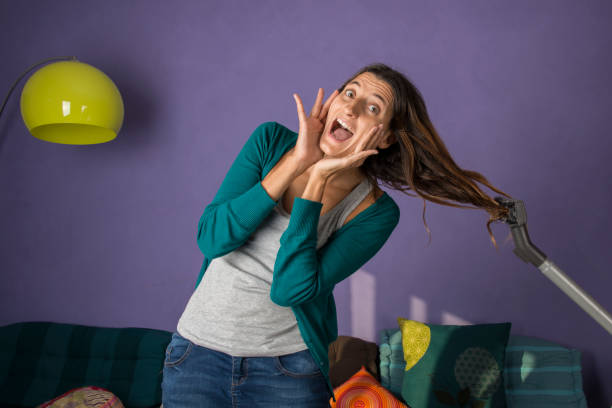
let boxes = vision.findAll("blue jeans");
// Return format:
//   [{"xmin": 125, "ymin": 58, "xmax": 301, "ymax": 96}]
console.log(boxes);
[{"xmin": 161, "ymin": 332, "xmax": 330, "ymax": 407}]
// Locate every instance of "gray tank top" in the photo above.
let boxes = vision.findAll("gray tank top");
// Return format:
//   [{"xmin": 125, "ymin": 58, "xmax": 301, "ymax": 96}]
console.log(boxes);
[{"xmin": 177, "ymin": 177, "xmax": 372, "ymax": 356}]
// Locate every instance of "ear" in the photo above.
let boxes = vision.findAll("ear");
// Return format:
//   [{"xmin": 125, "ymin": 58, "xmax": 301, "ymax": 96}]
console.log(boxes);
[{"xmin": 378, "ymin": 131, "xmax": 396, "ymax": 149}]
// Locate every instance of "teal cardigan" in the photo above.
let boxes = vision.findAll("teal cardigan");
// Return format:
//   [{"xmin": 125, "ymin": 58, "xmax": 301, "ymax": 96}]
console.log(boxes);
[{"xmin": 194, "ymin": 121, "xmax": 400, "ymax": 398}]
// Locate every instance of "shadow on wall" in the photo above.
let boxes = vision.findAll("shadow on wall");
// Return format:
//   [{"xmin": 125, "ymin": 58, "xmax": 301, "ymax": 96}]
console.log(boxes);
[{"xmin": 347, "ymin": 269, "xmax": 473, "ymax": 342}]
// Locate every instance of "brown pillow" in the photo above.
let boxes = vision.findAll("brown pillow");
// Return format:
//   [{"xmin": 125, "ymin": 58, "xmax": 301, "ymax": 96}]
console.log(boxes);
[{"xmin": 328, "ymin": 335, "xmax": 380, "ymax": 388}]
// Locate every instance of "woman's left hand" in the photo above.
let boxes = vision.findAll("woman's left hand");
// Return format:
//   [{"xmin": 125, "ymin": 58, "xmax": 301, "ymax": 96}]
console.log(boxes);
[{"xmin": 312, "ymin": 124, "xmax": 384, "ymax": 179}]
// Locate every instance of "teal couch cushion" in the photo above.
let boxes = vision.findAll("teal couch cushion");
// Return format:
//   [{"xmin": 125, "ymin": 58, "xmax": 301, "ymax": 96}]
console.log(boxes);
[
  {"xmin": 504, "ymin": 335, "xmax": 587, "ymax": 408},
  {"xmin": 0, "ymin": 321, "xmax": 172, "ymax": 408}
]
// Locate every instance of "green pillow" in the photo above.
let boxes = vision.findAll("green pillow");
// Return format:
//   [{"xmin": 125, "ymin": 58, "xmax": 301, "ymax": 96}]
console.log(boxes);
[{"xmin": 398, "ymin": 318, "xmax": 511, "ymax": 408}]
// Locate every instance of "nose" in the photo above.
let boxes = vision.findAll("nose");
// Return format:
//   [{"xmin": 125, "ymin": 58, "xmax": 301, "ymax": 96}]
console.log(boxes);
[{"xmin": 343, "ymin": 99, "xmax": 361, "ymax": 117}]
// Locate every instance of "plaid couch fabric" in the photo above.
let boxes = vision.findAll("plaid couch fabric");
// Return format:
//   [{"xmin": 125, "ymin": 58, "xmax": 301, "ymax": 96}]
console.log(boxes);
[{"xmin": 0, "ymin": 321, "xmax": 172, "ymax": 408}]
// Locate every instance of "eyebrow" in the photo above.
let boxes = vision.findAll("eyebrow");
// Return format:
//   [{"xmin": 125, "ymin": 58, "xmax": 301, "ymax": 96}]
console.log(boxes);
[{"xmin": 348, "ymin": 80, "xmax": 388, "ymax": 106}]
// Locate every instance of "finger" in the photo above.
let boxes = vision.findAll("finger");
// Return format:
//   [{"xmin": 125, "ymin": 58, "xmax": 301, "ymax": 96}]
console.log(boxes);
[
  {"xmin": 319, "ymin": 89, "xmax": 339, "ymax": 120},
  {"xmin": 355, "ymin": 124, "xmax": 382, "ymax": 153},
  {"xmin": 310, "ymin": 88, "xmax": 325, "ymax": 118},
  {"xmin": 293, "ymin": 93, "xmax": 307, "ymax": 123},
  {"xmin": 366, "ymin": 123, "xmax": 383, "ymax": 149},
  {"xmin": 364, "ymin": 124, "xmax": 384, "ymax": 150},
  {"xmin": 350, "ymin": 150, "xmax": 379, "ymax": 168},
  {"xmin": 361, "ymin": 150, "xmax": 379, "ymax": 160}
]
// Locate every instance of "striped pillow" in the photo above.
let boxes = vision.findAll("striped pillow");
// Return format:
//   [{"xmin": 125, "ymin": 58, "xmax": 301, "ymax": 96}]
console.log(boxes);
[
  {"xmin": 504, "ymin": 335, "xmax": 587, "ymax": 408},
  {"xmin": 379, "ymin": 329, "xmax": 404, "ymax": 398}
]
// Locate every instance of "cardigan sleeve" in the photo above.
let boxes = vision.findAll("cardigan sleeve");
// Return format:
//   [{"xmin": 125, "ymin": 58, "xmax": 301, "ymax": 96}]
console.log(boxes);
[
  {"xmin": 269, "ymin": 195, "xmax": 400, "ymax": 307},
  {"xmin": 196, "ymin": 122, "xmax": 280, "ymax": 259}
]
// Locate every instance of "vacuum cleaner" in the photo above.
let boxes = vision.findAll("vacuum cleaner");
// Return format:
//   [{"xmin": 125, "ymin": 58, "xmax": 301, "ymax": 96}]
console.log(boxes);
[{"xmin": 495, "ymin": 196, "xmax": 612, "ymax": 336}]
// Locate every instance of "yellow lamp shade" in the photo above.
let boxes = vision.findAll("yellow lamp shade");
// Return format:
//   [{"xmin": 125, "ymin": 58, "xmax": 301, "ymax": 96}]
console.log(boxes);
[{"xmin": 20, "ymin": 60, "xmax": 124, "ymax": 144}]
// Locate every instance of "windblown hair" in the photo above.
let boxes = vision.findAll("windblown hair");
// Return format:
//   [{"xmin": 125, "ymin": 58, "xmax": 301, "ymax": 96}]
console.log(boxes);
[{"xmin": 339, "ymin": 63, "xmax": 512, "ymax": 249}]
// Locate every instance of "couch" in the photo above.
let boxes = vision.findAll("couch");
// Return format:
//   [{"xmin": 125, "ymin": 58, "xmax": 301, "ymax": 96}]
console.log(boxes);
[{"xmin": 0, "ymin": 321, "xmax": 588, "ymax": 408}]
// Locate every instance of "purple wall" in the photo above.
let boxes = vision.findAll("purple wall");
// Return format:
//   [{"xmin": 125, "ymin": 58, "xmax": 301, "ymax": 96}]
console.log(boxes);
[{"xmin": 1, "ymin": 1, "xmax": 610, "ymax": 405}]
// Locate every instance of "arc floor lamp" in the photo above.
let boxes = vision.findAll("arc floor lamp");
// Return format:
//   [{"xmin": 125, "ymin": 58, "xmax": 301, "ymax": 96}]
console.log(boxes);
[{"xmin": 1, "ymin": 56, "xmax": 124, "ymax": 145}]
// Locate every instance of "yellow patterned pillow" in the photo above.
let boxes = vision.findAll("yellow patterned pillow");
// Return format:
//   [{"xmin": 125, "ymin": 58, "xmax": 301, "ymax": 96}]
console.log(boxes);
[{"xmin": 397, "ymin": 318, "xmax": 431, "ymax": 371}]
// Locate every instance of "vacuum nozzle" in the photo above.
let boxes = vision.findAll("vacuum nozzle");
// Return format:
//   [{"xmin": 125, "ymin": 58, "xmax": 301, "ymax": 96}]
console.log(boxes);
[{"xmin": 494, "ymin": 196, "xmax": 546, "ymax": 266}]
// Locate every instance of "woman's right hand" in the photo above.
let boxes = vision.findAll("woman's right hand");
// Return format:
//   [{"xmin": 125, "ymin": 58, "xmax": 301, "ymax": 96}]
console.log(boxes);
[{"xmin": 291, "ymin": 88, "xmax": 338, "ymax": 172}]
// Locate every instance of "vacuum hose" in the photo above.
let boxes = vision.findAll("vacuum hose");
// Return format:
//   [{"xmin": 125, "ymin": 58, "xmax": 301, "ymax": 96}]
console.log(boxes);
[{"xmin": 495, "ymin": 197, "xmax": 612, "ymax": 336}]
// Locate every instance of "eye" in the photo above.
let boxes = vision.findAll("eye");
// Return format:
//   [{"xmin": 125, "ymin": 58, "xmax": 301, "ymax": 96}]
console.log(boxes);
[
  {"xmin": 368, "ymin": 105, "xmax": 379, "ymax": 114},
  {"xmin": 345, "ymin": 89, "xmax": 354, "ymax": 97}
]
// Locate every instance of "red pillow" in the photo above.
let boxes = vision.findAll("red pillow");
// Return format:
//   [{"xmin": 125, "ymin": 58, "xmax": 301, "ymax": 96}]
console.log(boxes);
[
  {"xmin": 330, "ymin": 366, "xmax": 409, "ymax": 408},
  {"xmin": 36, "ymin": 386, "xmax": 124, "ymax": 408}
]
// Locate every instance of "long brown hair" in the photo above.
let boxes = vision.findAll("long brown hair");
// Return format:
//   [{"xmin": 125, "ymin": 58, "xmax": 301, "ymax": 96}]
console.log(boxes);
[{"xmin": 340, "ymin": 63, "xmax": 512, "ymax": 249}]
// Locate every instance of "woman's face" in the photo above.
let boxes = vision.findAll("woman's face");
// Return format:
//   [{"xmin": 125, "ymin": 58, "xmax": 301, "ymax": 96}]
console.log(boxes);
[{"xmin": 320, "ymin": 72, "xmax": 395, "ymax": 158}]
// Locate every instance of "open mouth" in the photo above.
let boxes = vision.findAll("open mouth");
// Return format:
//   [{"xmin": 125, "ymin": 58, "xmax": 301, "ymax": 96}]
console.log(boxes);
[{"xmin": 330, "ymin": 118, "xmax": 354, "ymax": 142}]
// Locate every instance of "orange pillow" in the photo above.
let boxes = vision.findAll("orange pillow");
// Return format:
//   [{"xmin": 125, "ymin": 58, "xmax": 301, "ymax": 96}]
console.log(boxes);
[{"xmin": 330, "ymin": 366, "xmax": 408, "ymax": 408}]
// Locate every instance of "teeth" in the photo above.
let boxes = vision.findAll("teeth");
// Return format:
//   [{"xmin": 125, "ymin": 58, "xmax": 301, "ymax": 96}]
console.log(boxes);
[{"xmin": 337, "ymin": 118, "xmax": 353, "ymax": 134}]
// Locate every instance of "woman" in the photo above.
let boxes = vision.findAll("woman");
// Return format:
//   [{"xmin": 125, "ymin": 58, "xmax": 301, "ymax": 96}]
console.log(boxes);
[{"xmin": 162, "ymin": 63, "xmax": 512, "ymax": 407}]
